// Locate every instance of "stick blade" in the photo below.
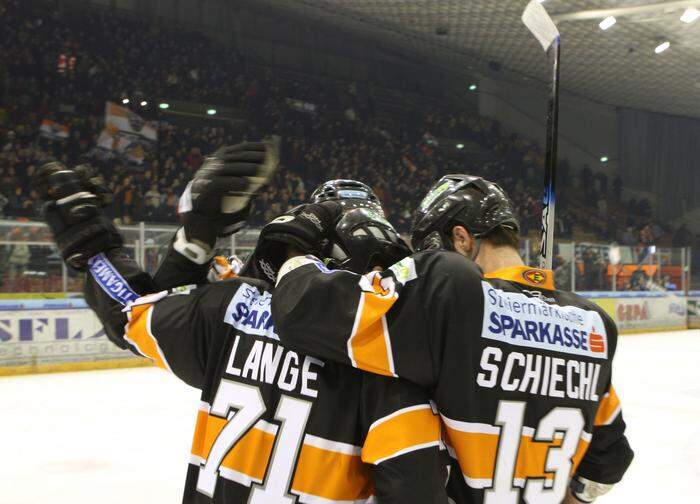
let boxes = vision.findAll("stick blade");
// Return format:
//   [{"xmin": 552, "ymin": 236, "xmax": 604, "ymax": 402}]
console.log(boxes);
[{"xmin": 522, "ymin": 0, "xmax": 560, "ymax": 51}]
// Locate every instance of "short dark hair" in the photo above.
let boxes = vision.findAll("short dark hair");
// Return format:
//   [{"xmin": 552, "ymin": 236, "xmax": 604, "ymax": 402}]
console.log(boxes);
[{"xmin": 482, "ymin": 225, "xmax": 520, "ymax": 249}]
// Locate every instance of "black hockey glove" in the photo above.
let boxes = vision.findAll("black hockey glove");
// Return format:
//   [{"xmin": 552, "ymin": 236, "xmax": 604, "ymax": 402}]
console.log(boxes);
[
  {"xmin": 179, "ymin": 142, "xmax": 278, "ymax": 248},
  {"xmin": 253, "ymin": 201, "xmax": 343, "ymax": 282},
  {"xmin": 74, "ymin": 163, "xmax": 113, "ymax": 206},
  {"xmin": 37, "ymin": 162, "xmax": 122, "ymax": 270}
]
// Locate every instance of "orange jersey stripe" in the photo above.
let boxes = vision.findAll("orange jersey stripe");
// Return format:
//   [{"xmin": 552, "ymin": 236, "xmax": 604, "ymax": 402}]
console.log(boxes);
[
  {"xmin": 445, "ymin": 425, "xmax": 591, "ymax": 481},
  {"xmin": 348, "ymin": 291, "xmax": 397, "ymax": 377},
  {"xmin": 594, "ymin": 386, "xmax": 621, "ymax": 426},
  {"xmin": 292, "ymin": 444, "xmax": 373, "ymax": 501},
  {"xmin": 362, "ymin": 405, "xmax": 441, "ymax": 464},
  {"xmin": 191, "ymin": 409, "xmax": 275, "ymax": 482},
  {"xmin": 124, "ymin": 304, "xmax": 170, "ymax": 371},
  {"xmin": 192, "ymin": 408, "xmax": 374, "ymax": 499}
]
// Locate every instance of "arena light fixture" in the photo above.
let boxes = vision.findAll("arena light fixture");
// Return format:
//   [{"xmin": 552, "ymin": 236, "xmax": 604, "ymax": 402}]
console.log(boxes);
[
  {"xmin": 680, "ymin": 8, "xmax": 700, "ymax": 24},
  {"xmin": 600, "ymin": 156, "xmax": 609, "ymax": 163},
  {"xmin": 654, "ymin": 41, "xmax": 670, "ymax": 54},
  {"xmin": 207, "ymin": 108, "xmax": 217, "ymax": 115},
  {"xmin": 468, "ymin": 84, "xmax": 477, "ymax": 91},
  {"xmin": 456, "ymin": 143, "xmax": 465, "ymax": 149},
  {"xmin": 121, "ymin": 98, "xmax": 129, "ymax": 105},
  {"xmin": 140, "ymin": 100, "xmax": 148, "ymax": 107},
  {"xmin": 599, "ymin": 16, "xmax": 616, "ymax": 30},
  {"xmin": 158, "ymin": 102, "xmax": 170, "ymax": 109}
]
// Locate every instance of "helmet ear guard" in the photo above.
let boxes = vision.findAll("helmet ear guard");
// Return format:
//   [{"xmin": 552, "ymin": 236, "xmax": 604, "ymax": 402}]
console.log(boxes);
[
  {"xmin": 415, "ymin": 230, "xmax": 451, "ymax": 253},
  {"xmin": 327, "ymin": 208, "xmax": 411, "ymax": 274}
]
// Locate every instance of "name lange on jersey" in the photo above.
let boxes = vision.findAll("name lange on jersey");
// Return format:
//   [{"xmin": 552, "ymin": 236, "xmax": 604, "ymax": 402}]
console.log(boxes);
[
  {"xmin": 226, "ymin": 334, "xmax": 324, "ymax": 399},
  {"xmin": 88, "ymin": 253, "xmax": 139, "ymax": 305},
  {"xmin": 224, "ymin": 283, "xmax": 278, "ymax": 340},
  {"xmin": 481, "ymin": 282, "xmax": 608, "ymax": 359}
]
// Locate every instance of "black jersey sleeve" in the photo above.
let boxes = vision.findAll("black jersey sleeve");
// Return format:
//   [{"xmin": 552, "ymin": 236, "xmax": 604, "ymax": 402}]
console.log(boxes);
[
  {"xmin": 576, "ymin": 382, "xmax": 634, "ymax": 484},
  {"xmin": 83, "ymin": 248, "xmax": 159, "ymax": 350},
  {"xmin": 82, "ymin": 245, "xmax": 254, "ymax": 389},
  {"xmin": 359, "ymin": 374, "xmax": 448, "ymax": 504},
  {"xmin": 574, "ymin": 311, "xmax": 634, "ymax": 485},
  {"xmin": 152, "ymin": 235, "xmax": 211, "ymax": 288},
  {"xmin": 121, "ymin": 282, "xmax": 237, "ymax": 389},
  {"xmin": 272, "ymin": 251, "xmax": 483, "ymax": 389}
]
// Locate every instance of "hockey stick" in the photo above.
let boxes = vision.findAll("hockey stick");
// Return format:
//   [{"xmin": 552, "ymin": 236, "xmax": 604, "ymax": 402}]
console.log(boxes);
[{"xmin": 522, "ymin": 0, "xmax": 561, "ymax": 270}]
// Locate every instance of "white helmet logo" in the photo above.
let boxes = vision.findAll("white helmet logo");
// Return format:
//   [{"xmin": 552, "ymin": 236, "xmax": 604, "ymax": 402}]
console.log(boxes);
[{"xmin": 271, "ymin": 215, "xmax": 295, "ymax": 224}]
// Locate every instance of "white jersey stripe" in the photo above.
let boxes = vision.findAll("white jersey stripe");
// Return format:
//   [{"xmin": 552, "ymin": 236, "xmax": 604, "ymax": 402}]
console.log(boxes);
[
  {"xmin": 303, "ymin": 434, "xmax": 361, "ymax": 456},
  {"xmin": 369, "ymin": 404, "xmax": 432, "ymax": 432}
]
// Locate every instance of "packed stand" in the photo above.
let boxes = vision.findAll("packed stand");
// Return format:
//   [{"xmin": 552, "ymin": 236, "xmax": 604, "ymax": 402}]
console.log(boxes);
[{"xmin": 0, "ymin": 0, "xmax": 686, "ymax": 253}]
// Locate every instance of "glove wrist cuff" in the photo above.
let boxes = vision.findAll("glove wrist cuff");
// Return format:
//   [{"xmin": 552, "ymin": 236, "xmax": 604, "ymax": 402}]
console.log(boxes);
[
  {"xmin": 173, "ymin": 227, "xmax": 214, "ymax": 265},
  {"xmin": 570, "ymin": 475, "xmax": 613, "ymax": 503}
]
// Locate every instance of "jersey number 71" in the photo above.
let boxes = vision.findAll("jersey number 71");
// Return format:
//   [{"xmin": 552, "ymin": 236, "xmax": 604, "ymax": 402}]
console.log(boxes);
[{"xmin": 197, "ymin": 380, "xmax": 312, "ymax": 501}]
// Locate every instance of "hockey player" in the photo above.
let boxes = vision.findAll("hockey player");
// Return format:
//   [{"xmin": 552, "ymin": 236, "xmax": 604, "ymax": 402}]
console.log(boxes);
[
  {"xmin": 38, "ymin": 152, "xmax": 449, "ymax": 503},
  {"xmin": 262, "ymin": 174, "xmax": 634, "ymax": 504}
]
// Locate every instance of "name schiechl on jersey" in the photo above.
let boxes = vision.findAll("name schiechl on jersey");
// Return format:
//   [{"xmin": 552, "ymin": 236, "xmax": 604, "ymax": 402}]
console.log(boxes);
[{"xmin": 481, "ymin": 282, "xmax": 608, "ymax": 359}]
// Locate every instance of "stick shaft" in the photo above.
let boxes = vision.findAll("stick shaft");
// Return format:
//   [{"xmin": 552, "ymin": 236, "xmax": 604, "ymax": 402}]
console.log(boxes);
[{"xmin": 538, "ymin": 40, "xmax": 560, "ymax": 270}]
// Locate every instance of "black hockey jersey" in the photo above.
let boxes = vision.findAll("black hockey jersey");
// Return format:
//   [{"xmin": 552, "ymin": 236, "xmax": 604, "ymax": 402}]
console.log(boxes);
[
  {"xmin": 271, "ymin": 251, "xmax": 634, "ymax": 504},
  {"xmin": 83, "ymin": 248, "xmax": 448, "ymax": 504}
]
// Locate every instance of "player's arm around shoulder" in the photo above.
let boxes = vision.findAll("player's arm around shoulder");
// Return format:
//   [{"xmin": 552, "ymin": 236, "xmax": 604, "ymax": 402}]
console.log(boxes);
[{"xmin": 271, "ymin": 255, "xmax": 383, "ymax": 367}]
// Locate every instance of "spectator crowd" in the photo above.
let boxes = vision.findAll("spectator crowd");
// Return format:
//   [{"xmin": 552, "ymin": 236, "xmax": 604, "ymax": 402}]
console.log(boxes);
[{"xmin": 0, "ymin": 0, "xmax": 690, "ymax": 256}]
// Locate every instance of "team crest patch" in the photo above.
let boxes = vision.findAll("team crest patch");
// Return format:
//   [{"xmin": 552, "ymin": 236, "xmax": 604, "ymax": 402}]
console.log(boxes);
[{"xmin": 523, "ymin": 269, "xmax": 546, "ymax": 285}]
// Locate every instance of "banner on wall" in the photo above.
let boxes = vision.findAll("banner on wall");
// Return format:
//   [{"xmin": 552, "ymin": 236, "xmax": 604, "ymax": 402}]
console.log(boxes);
[
  {"xmin": 0, "ymin": 308, "xmax": 138, "ymax": 369},
  {"xmin": 590, "ymin": 295, "xmax": 687, "ymax": 332}
]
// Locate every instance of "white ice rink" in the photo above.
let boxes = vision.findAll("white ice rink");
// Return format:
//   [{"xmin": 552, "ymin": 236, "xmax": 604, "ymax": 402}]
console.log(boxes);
[{"xmin": 2, "ymin": 329, "xmax": 699, "ymax": 503}]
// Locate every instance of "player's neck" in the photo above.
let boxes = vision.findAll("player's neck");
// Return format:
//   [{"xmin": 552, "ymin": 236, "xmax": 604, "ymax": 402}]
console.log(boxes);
[{"xmin": 474, "ymin": 244, "xmax": 525, "ymax": 275}]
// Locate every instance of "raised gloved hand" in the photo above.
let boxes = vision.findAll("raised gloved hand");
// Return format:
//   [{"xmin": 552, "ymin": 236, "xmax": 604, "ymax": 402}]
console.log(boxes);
[
  {"xmin": 178, "ymin": 141, "xmax": 279, "ymax": 249},
  {"xmin": 36, "ymin": 161, "xmax": 122, "ymax": 270},
  {"xmin": 252, "ymin": 201, "xmax": 343, "ymax": 282},
  {"xmin": 74, "ymin": 163, "xmax": 113, "ymax": 207}
]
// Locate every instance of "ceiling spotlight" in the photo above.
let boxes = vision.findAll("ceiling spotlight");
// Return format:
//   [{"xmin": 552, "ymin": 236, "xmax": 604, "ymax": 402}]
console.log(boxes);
[
  {"xmin": 158, "ymin": 102, "xmax": 170, "ymax": 109},
  {"xmin": 654, "ymin": 41, "xmax": 670, "ymax": 54},
  {"xmin": 206, "ymin": 108, "xmax": 217, "ymax": 115},
  {"xmin": 121, "ymin": 98, "xmax": 129, "ymax": 105},
  {"xmin": 140, "ymin": 100, "xmax": 148, "ymax": 107},
  {"xmin": 456, "ymin": 143, "xmax": 465, "ymax": 149},
  {"xmin": 468, "ymin": 84, "xmax": 477, "ymax": 91},
  {"xmin": 599, "ymin": 16, "xmax": 616, "ymax": 30},
  {"xmin": 680, "ymin": 8, "xmax": 700, "ymax": 24},
  {"xmin": 600, "ymin": 156, "xmax": 609, "ymax": 163},
  {"xmin": 536, "ymin": 0, "xmax": 546, "ymax": 3}
]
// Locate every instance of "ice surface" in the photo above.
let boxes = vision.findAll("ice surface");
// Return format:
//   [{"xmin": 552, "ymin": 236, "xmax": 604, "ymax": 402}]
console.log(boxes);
[{"xmin": 1, "ymin": 330, "xmax": 698, "ymax": 503}]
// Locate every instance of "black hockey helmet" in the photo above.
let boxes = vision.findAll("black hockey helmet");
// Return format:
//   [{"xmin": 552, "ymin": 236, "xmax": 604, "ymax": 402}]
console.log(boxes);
[
  {"xmin": 411, "ymin": 174, "xmax": 519, "ymax": 251},
  {"xmin": 311, "ymin": 179, "xmax": 384, "ymax": 215},
  {"xmin": 328, "ymin": 207, "xmax": 411, "ymax": 274}
]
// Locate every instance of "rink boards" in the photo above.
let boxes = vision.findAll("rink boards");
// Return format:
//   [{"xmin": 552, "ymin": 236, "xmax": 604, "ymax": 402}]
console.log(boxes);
[
  {"xmin": 1, "ymin": 293, "xmax": 699, "ymax": 375},
  {"xmin": 0, "ymin": 299, "xmax": 148, "ymax": 376}
]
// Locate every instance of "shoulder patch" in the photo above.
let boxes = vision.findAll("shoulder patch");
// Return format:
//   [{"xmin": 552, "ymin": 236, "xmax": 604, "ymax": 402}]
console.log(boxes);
[
  {"xmin": 389, "ymin": 257, "xmax": 417, "ymax": 285},
  {"xmin": 224, "ymin": 283, "xmax": 278, "ymax": 340}
]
